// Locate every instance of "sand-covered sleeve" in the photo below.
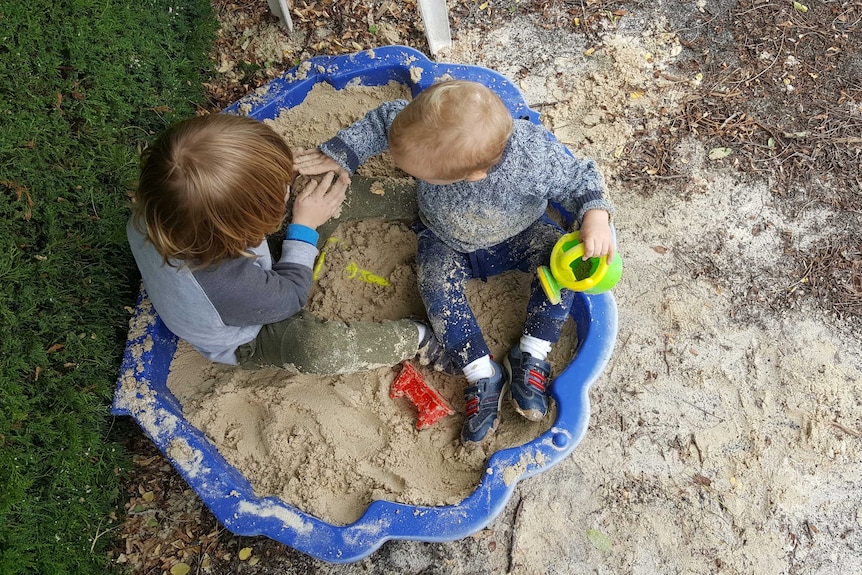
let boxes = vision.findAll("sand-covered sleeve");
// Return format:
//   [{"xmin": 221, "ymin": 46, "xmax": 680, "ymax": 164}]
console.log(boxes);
[{"xmin": 318, "ymin": 100, "xmax": 408, "ymax": 173}]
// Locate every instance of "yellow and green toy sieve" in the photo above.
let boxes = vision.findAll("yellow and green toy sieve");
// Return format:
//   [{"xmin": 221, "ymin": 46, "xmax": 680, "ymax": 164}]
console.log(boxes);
[{"xmin": 537, "ymin": 231, "xmax": 623, "ymax": 304}]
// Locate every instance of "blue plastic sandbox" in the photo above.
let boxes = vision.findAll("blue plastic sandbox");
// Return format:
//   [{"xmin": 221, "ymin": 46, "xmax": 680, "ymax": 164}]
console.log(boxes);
[{"xmin": 112, "ymin": 46, "xmax": 618, "ymax": 563}]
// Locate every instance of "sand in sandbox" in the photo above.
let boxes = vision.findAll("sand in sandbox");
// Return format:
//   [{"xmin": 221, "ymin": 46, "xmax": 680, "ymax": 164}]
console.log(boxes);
[
  {"xmin": 168, "ymin": 219, "xmax": 575, "ymax": 525},
  {"xmin": 165, "ymin": 82, "xmax": 578, "ymax": 525}
]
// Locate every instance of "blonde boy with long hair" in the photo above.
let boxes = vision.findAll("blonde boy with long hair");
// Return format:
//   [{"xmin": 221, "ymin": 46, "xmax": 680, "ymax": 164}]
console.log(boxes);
[{"xmin": 128, "ymin": 113, "xmax": 453, "ymax": 374}]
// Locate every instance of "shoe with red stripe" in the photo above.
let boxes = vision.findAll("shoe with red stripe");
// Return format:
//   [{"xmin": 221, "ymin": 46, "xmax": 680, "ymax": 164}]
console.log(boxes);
[
  {"xmin": 461, "ymin": 361, "xmax": 505, "ymax": 444},
  {"xmin": 505, "ymin": 347, "xmax": 551, "ymax": 422}
]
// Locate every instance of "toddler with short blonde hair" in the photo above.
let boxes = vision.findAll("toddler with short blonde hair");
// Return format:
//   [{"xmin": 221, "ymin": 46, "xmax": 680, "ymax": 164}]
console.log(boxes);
[
  {"xmin": 388, "ymin": 80, "xmax": 512, "ymax": 182},
  {"xmin": 297, "ymin": 79, "xmax": 617, "ymax": 444}
]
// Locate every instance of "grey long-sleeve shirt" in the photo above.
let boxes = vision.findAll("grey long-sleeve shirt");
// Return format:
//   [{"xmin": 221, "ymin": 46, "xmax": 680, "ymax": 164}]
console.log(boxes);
[
  {"xmin": 127, "ymin": 220, "xmax": 318, "ymax": 364},
  {"xmin": 320, "ymin": 100, "xmax": 613, "ymax": 252}
]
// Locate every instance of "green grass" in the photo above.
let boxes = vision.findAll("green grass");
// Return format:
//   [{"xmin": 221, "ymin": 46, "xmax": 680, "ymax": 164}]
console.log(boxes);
[{"xmin": 0, "ymin": 0, "xmax": 218, "ymax": 572}]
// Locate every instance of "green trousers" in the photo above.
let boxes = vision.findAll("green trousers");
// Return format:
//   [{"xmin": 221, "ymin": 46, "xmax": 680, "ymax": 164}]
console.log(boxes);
[{"xmin": 236, "ymin": 310, "xmax": 419, "ymax": 375}]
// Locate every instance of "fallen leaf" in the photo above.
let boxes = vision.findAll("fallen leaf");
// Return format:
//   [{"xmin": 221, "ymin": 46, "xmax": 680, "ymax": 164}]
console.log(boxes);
[
  {"xmin": 586, "ymin": 528, "xmax": 613, "ymax": 553},
  {"xmin": 708, "ymin": 147, "xmax": 733, "ymax": 160},
  {"xmin": 170, "ymin": 563, "xmax": 191, "ymax": 575},
  {"xmin": 238, "ymin": 547, "xmax": 253, "ymax": 561},
  {"xmin": 693, "ymin": 474, "xmax": 712, "ymax": 486}
]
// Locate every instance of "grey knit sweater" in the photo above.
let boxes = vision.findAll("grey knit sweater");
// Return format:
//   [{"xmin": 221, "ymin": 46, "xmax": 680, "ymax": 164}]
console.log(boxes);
[{"xmin": 320, "ymin": 100, "xmax": 613, "ymax": 253}]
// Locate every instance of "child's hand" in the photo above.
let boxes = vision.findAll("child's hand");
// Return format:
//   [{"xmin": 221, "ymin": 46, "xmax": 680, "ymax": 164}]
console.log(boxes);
[
  {"xmin": 291, "ymin": 171, "xmax": 348, "ymax": 230},
  {"xmin": 579, "ymin": 209, "xmax": 616, "ymax": 263},
  {"xmin": 294, "ymin": 148, "xmax": 350, "ymax": 180}
]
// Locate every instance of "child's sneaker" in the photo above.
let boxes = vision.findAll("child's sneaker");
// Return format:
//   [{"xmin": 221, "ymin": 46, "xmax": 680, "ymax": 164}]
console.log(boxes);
[
  {"xmin": 461, "ymin": 361, "xmax": 505, "ymax": 444},
  {"xmin": 416, "ymin": 325, "xmax": 460, "ymax": 375},
  {"xmin": 505, "ymin": 347, "xmax": 551, "ymax": 422}
]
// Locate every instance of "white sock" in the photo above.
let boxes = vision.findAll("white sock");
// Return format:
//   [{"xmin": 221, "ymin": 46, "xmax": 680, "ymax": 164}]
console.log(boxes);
[
  {"xmin": 413, "ymin": 322, "xmax": 427, "ymax": 347},
  {"xmin": 519, "ymin": 335, "xmax": 552, "ymax": 361},
  {"xmin": 463, "ymin": 355, "xmax": 494, "ymax": 384}
]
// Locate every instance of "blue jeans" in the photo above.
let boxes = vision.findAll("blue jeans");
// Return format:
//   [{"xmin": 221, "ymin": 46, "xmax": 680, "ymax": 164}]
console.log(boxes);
[{"xmin": 414, "ymin": 215, "xmax": 575, "ymax": 369}]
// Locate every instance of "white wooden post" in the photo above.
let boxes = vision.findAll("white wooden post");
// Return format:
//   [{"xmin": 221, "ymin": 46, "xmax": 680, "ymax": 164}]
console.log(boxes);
[
  {"xmin": 267, "ymin": 0, "xmax": 294, "ymax": 31},
  {"xmin": 417, "ymin": 0, "xmax": 452, "ymax": 55}
]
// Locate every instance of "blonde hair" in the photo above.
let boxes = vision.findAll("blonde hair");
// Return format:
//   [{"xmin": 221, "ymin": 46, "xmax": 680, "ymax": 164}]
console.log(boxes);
[
  {"xmin": 389, "ymin": 80, "xmax": 513, "ymax": 180},
  {"xmin": 132, "ymin": 114, "xmax": 295, "ymax": 268}
]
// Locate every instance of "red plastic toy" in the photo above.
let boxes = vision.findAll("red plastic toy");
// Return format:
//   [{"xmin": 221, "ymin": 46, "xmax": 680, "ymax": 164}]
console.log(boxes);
[{"xmin": 389, "ymin": 361, "xmax": 454, "ymax": 429}]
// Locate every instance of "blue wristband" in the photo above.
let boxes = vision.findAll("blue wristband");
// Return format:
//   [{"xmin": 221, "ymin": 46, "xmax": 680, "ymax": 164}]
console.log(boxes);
[{"xmin": 286, "ymin": 224, "xmax": 319, "ymax": 246}]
